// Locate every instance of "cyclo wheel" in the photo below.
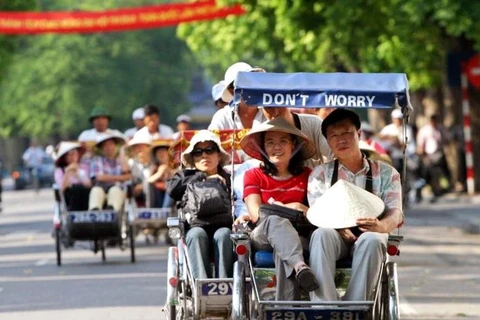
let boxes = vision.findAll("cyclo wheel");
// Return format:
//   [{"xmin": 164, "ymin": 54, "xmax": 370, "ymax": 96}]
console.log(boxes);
[
  {"xmin": 232, "ymin": 261, "xmax": 247, "ymax": 320},
  {"xmin": 129, "ymin": 224, "xmax": 136, "ymax": 263},
  {"xmin": 55, "ymin": 229, "xmax": 62, "ymax": 266},
  {"xmin": 385, "ymin": 262, "xmax": 400, "ymax": 320}
]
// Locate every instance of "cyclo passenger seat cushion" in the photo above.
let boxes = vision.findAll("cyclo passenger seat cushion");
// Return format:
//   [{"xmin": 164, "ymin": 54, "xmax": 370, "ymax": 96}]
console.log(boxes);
[{"xmin": 258, "ymin": 204, "xmax": 312, "ymax": 234}]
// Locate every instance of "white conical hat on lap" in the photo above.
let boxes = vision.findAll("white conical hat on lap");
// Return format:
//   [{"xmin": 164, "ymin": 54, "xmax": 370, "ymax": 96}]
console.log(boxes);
[{"xmin": 307, "ymin": 179, "xmax": 385, "ymax": 229}]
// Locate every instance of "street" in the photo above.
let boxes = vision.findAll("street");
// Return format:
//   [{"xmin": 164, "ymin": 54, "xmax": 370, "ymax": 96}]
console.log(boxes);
[
  {"xmin": 1, "ymin": 188, "xmax": 480, "ymax": 319},
  {"xmin": 0, "ymin": 189, "xmax": 168, "ymax": 320}
]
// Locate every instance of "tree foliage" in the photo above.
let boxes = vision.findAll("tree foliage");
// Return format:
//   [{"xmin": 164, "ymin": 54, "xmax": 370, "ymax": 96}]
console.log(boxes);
[
  {"xmin": 0, "ymin": 0, "xmax": 195, "ymax": 138},
  {"xmin": 178, "ymin": 0, "xmax": 480, "ymax": 89},
  {"xmin": 0, "ymin": 0, "xmax": 37, "ymax": 80}
]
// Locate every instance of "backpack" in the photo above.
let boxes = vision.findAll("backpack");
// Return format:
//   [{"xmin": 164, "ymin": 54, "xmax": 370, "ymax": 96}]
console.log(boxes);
[{"xmin": 181, "ymin": 177, "xmax": 232, "ymax": 227}]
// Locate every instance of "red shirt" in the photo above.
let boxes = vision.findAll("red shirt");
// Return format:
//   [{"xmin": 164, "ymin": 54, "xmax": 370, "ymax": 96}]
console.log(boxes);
[{"xmin": 243, "ymin": 167, "xmax": 311, "ymax": 205}]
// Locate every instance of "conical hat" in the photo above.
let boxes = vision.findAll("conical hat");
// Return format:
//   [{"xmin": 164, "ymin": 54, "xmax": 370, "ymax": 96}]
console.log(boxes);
[
  {"xmin": 54, "ymin": 141, "xmax": 85, "ymax": 166},
  {"xmin": 307, "ymin": 179, "xmax": 385, "ymax": 229},
  {"xmin": 240, "ymin": 117, "xmax": 316, "ymax": 161}
]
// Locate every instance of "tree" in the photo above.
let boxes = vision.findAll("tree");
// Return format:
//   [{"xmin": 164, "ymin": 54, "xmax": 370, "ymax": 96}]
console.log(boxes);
[
  {"xmin": 0, "ymin": 0, "xmax": 195, "ymax": 138},
  {"xmin": 178, "ymin": 0, "xmax": 480, "ymax": 190},
  {"xmin": 0, "ymin": 0, "xmax": 37, "ymax": 81},
  {"xmin": 179, "ymin": 0, "xmax": 480, "ymax": 90}
]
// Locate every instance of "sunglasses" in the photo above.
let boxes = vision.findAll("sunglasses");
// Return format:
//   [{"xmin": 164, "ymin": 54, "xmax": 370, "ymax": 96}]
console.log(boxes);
[{"xmin": 191, "ymin": 146, "xmax": 218, "ymax": 157}]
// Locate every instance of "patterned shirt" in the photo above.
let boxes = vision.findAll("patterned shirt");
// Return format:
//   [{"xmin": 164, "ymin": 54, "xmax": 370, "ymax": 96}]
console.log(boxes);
[
  {"xmin": 90, "ymin": 156, "xmax": 123, "ymax": 190},
  {"xmin": 308, "ymin": 158, "xmax": 402, "ymax": 212}
]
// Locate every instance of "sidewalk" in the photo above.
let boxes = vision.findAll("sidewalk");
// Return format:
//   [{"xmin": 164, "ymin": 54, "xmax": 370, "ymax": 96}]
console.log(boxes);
[{"xmin": 407, "ymin": 192, "xmax": 480, "ymax": 234}]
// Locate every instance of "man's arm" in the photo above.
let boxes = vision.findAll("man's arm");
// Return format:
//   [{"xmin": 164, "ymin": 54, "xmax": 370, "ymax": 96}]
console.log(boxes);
[{"xmin": 356, "ymin": 208, "xmax": 403, "ymax": 234}]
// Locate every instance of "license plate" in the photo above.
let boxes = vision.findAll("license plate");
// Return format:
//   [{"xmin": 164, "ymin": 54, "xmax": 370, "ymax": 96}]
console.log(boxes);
[
  {"xmin": 70, "ymin": 212, "xmax": 116, "ymax": 223},
  {"xmin": 265, "ymin": 309, "xmax": 365, "ymax": 320},
  {"xmin": 135, "ymin": 209, "xmax": 170, "ymax": 220},
  {"xmin": 201, "ymin": 282, "xmax": 233, "ymax": 296}
]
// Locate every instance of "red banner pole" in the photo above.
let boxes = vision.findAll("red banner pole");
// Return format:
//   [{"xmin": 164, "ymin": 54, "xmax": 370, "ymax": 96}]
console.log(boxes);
[{"xmin": 461, "ymin": 63, "xmax": 475, "ymax": 195}]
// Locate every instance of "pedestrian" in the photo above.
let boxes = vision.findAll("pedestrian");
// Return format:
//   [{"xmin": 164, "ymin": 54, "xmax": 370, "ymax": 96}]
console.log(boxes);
[{"xmin": 124, "ymin": 107, "xmax": 146, "ymax": 140}]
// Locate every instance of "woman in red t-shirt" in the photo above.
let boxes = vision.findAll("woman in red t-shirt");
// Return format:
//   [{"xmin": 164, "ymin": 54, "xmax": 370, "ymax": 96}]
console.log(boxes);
[{"xmin": 236, "ymin": 117, "xmax": 319, "ymax": 301}]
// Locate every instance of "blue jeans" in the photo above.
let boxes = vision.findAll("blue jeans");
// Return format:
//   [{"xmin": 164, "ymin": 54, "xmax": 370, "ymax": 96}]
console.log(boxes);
[{"xmin": 185, "ymin": 227, "xmax": 234, "ymax": 279}]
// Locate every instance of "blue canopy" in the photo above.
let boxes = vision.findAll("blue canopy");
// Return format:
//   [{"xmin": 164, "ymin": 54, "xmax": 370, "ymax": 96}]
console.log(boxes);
[{"xmin": 233, "ymin": 72, "xmax": 412, "ymax": 110}]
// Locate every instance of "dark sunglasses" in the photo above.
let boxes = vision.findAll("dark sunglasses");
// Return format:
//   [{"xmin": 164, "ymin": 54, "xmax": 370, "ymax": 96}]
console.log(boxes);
[{"xmin": 191, "ymin": 146, "xmax": 218, "ymax": 157}]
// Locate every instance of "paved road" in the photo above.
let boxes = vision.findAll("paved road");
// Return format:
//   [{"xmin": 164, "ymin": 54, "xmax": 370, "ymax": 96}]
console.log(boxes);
[
  {"xmin": 0, "ymin": 189, "xmax": 168, "ymax": 320},
  {"xmin": 1, "ymin": 189, "xmax": 480, "ymax": 319},
  {"xmin": 397, "ymin": 196, "xmax": 480, "ymax": 319}
]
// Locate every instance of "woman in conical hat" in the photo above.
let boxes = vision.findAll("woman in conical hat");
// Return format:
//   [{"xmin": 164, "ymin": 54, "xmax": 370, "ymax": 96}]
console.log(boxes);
[
  {"xmin": 236, "ymin": 117, "xmax": 319, "ymax": 301},
  {"xmin": 54, "ymin": 141, "xmax": 91, "ymax": 210}
]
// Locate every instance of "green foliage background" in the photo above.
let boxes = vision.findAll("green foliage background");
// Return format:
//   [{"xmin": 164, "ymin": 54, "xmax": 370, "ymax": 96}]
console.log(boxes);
[
  {"xmin": 178, "ymin": 0, "xmax": 480, "ymax": 90},
  {"xmin": 0, "ymin": 0, "xmax": 195, "ymax": 139}
]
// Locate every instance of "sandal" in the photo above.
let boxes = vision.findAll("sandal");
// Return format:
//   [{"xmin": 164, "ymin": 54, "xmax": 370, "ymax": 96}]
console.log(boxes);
[{"xmin": 296, "ymin": 265, "xmax": 319, "ymax": 293}]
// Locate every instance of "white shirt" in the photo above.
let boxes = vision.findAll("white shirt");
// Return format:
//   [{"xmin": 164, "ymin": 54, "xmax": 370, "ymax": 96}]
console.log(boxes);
[
  {"xmin": 417, "ymin": 124, "xmax": 448, "ymax": 155},
  {"xmin": 23, "ymin": 147, "xmax": 47, "ymax": 167},
  {"xmin": 208, "ymin": 105, "xmax": 265, "ymax": 130},
  {"xmin": 78, "ymin": 128, "xmax": 123, "ymax": 142},
  {"xmin": 296, "ymin": 114, "xmax": 335, "ymax": 165},
  {"xmin": 124, "ymin": 127, "xmax": 140, "ymax": 140},
  {"xmin": 133, "ymin": 125, "xmax": 174, "ymax": 140},
  {"xmin": 380, "ymin": 124, "xmax": 416, "ymax": 158}
]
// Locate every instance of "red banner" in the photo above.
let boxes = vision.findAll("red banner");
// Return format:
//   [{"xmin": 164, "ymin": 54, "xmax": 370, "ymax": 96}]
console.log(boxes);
[{"xmin": 0, "ymin": 1, "xmax": 245, "ymax": 34}]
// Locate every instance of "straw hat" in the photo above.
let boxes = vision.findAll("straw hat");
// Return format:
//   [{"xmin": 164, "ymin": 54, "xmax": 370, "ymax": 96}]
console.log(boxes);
[
  {"xmin": 307, "ymin": 179, "xmax": 385, "ymax": 229},
  {"xmin": 181, "ymin": 130, "xmax": 230, "ymax": 167},
  {"xmin": 54, "ymin": 141, "xmax": 85, "ymax": 166},
  {"xmin": 359, "ymin": 140, "xmax": 392, "ymax": 165},
  {"xmin": 95, "ymin": 132, "xmax": 126, "ymax": 147},
  {"xmin": 239, "ymin": 117, "xmax": 316, "ymax": 161}
]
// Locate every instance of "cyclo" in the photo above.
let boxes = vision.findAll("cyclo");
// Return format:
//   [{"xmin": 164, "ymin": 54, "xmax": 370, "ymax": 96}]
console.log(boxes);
[
  {"xmin": 229, "ymin": 72, "xmax": 408, "ymax": 320},
  {"xmin": 53, "ymin": 138, "xmax": 135, "ymax": 266},
  {"xmin": 163, "ymin": 128, "xmax": 249, "ymax": 320},
  {"xmin": 126, "ymin": 139, "xmax": 177, "ymax": 261},
  {"xmin": 164, "ymin": 72, "xmax": 410, "ymax": 319}
]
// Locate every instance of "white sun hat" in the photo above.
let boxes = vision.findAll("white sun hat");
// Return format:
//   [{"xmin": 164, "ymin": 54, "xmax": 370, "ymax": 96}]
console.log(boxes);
[
  {"xmin": 127, "ymin": 134, "xmax": 152, "ymax": 149},
  {"xmin": 307, "ymin": 179, "xmax": 385, "ymax": 229},
  {"xmin": 221, "ymin": 62, "xmax": 265, "ymax": 103},
  {"xmin": 181, "ymin": 130, "xmax": 230, "ymax": 167},
  {"xmin": 212, "ymin": 81, "xmax": 226, "ymax": 102},
  {"xmin": 391, "ymin": 108, "xmax": 403, "ymax": 119},
  {"xmin": 54, "ymin": 141, "xmax": 85, "ymax": 166},
  {"xmin": 131, "ymin": 107, "xmax": 145, "ymax": 120}
]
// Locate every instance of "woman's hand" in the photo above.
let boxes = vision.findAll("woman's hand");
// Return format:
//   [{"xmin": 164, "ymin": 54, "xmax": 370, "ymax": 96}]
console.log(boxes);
[
  {"xmin": 66, "ymin": 163, "xmax": 78, "ymax": 173},
  {"xmin": 234, "ymin": 213, "xmax": 252, "ymax": 225}
]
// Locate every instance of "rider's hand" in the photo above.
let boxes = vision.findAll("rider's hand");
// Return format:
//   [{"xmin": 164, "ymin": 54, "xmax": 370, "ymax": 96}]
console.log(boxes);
[
  {"xmin": 207, "ymin": 174, "xmax": 226, "ymax": 184},
  {"xmin": 356, "ymin": 217, "xmax": 386, "ymax": 233},
  {"xmin": 234, "ymin": 214, "xmax": 252, "ymax": 226},
  {"xmin": 337, "ymin": 228, "xmax": 357, "ymax": 243}
]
